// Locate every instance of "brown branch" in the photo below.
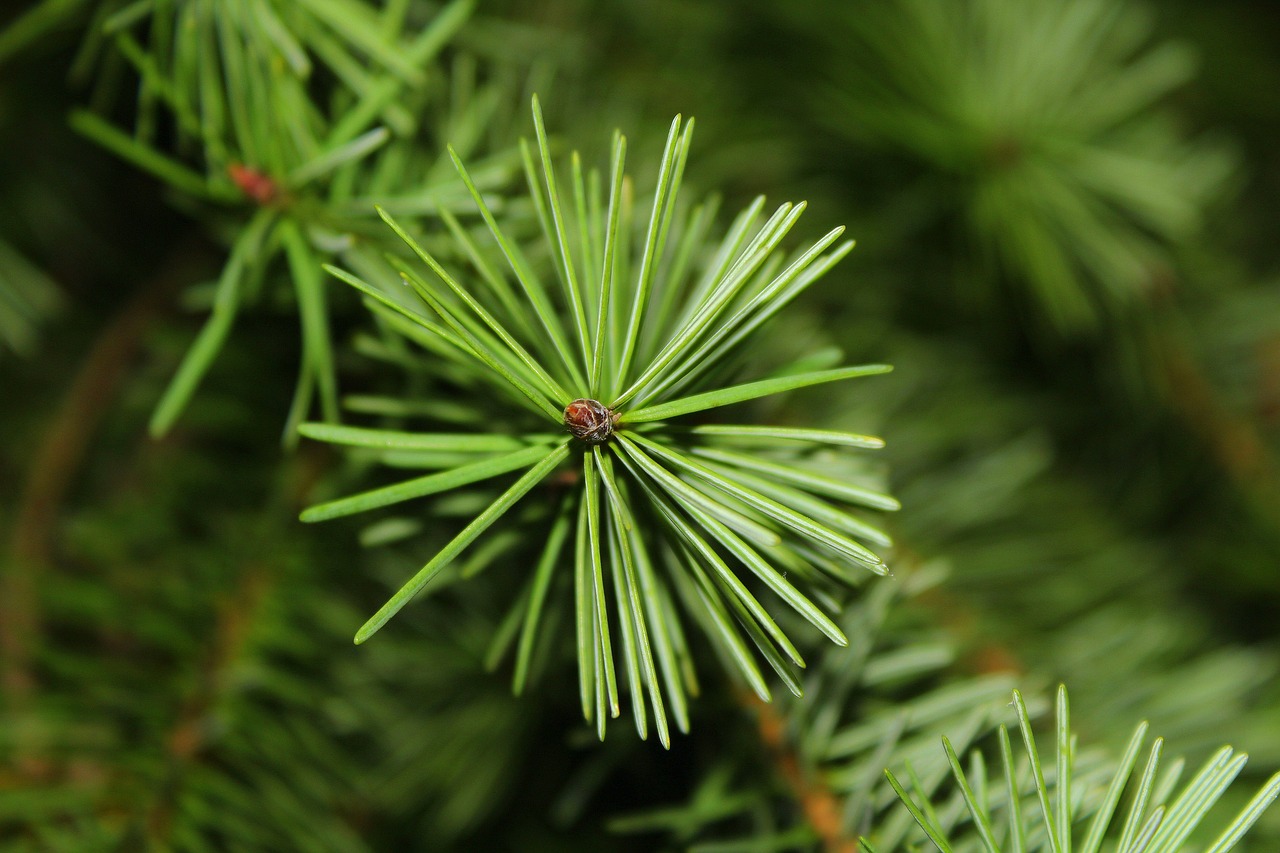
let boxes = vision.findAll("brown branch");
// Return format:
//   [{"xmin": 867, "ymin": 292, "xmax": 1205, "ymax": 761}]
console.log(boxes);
[
  {"xmin": 742, "ymin": 690, "xmax": 858, "ymax": 853},
  {"xmin": 1155, "ymin": 333, "xmax": 1280, "ymax": 515},
  {"xmin": 146, "ymin": 561, "xmax": 273, "ymax": 842},
  {"xmin": 2, "ymin": 247, "xmax": 200, "ymax": 709},
  {"xmin": 1256, "ymin": 339, "xmax": 1280, "ymax": 427}
]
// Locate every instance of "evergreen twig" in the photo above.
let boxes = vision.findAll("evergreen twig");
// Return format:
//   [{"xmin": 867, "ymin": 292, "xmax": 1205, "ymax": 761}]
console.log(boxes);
[{"xmin": 302, "ymin": 97, "xmax": 896, "ymax": 741}]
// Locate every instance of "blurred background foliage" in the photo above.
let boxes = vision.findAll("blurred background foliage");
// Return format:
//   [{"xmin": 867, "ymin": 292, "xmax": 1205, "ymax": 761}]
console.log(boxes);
[{"xmin": 1, "ymin": 0, "xmax": 1279, "ymax": 849}]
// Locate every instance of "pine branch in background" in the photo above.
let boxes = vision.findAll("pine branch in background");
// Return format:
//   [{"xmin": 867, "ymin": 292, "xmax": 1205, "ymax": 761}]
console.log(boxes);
[
  {"xmin": 53, "ymin": 0, "xmax": 536, "ymax": 438},
  {"xmin": 815, "ymin": 0, "xmax": 1233, "ymax": 333},
  {"xmin": 0, "ymin": 351, "xmax": 543, "ymax": 849},
  {"xmin": 867, "ymin": 329, "xmax": 1279, "ymax": 747},
  {"xmin": 0, "ymin": 492, "xmax": 537, "ymax": 850},
  {"xmin": 302, "ymin": 97, "xmax": 895, "ymax": 744}
]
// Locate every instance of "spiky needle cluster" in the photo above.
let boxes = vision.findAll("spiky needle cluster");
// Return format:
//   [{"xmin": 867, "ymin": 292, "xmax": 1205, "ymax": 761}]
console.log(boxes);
[
  {"xmin": 883, "ymin": 686, "xmax": 1280, "ymax": 853},
  {"xmin": 826, "ymin": 0, "xmax": 1232, "ymax": 331},
  {"xmin": 70, "ymin": 0, "xmax": 502, "ymax": 437},
  {"xmin": 300, "ymin": 97, "xmax": 898, "ymax": 745}
]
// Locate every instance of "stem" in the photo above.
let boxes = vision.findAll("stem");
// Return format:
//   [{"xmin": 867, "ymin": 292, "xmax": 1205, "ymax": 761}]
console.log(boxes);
[
  {"xmin": 1154, "ymin": 331, "xmax": 1280, "ymax": 523},
  {"xmin": 146, "ymin": 560, "xmax": 274, "ymax": 843},
  {"xmin": 742, "ymin": 691, "xmax": 859, "ymax": 853},
  {"xmin": 2, "ymin": 246, "xmax": 195, "ymax": 711}
]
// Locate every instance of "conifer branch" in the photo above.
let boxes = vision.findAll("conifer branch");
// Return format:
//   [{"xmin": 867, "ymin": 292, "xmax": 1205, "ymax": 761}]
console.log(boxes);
[
  {"xmin": 303, "ymin": 99, "xmax": 895, "ymax": 737},
  {"xmin": 3, "ymin": 245, "xmax": 192, "ymax": 715}
]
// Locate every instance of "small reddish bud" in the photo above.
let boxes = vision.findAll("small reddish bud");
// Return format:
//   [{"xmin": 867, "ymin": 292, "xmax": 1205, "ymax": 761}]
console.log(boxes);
[
  {"xmin": 228, "ymin": 163, "xmax": 280, "ymax": 205},
  {"xmin": 564, "ymin": 398, "xmax": 617, "ymax": 444}
]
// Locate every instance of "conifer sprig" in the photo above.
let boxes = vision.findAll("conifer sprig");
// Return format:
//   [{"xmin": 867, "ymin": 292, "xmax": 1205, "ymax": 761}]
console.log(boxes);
[
  {"xmin": 64, "ymin": 0, "xmax": 522, "ymax": 438},
  {"xmin": 302, "ymin": 97, "xmax": 897, "ymax": 745},
  {"xmin": 881, "ymin": 685, "xmax": 1280, "ymax": 853}
]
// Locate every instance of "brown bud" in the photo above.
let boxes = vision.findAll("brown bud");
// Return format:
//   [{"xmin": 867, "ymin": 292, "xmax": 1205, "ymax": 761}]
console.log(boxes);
[
  {"xmin": 563, "ymin": 398, "xmax": 617, "ymax": 444},
  {"xmin": 228, "ymin": 163, "xmax": 281, "ymax": 205}
]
